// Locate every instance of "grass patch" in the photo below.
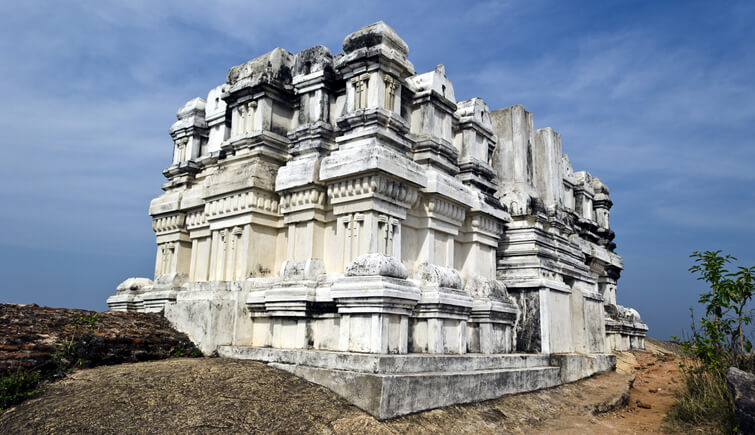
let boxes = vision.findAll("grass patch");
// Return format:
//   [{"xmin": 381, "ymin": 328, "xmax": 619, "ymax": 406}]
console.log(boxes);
[
  {"xmin": 73, "ymin": 312, "xmax": 99, "ymax": 331},
  {"xmin": 1, "ymin": 369, "xmax": 42, "ymax": 410},
  {"xmin": 171, "ymin": 344, "xmax": 203, "ymax": 358},
  {"xmin": 664, "ymin": 359, "xmax": 734, "ymax": 433},
  {"xmin": 665, "ymin": 353, "xmax": 755, "ymax": 433}
]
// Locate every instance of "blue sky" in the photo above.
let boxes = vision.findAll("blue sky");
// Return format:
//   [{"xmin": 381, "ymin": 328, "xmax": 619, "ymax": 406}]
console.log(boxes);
[{"xmin": 1, "ymin": 1, "xmax": 753, "ymax": 340}]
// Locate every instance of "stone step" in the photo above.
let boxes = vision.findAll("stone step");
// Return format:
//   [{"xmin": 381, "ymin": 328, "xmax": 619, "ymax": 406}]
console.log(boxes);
[
  {"xmin": 271, "ymin": 362, "xmax": 562, "ymax": 420},
  {"xmin": 218, "ymin": 345, "xmax": 554, "ymax": 374},
  {"xmin": 218, "ymin": 346, "xmax": 615, "ymax": 420}
]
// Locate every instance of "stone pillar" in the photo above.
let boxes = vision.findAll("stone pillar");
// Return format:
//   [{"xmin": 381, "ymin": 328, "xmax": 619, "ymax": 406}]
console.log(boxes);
[
  {"xmin": 409, "ymin": 263, "xmax": 472, "ymax": 354},
  {"xmin": 237, "ymin": 105, "xmax": 247, "ymax": 136},
  {"xmin": 462, "ymin": 277, "xmax": 516, "ymax": 353},
  {"xmin": 534, "ymin": 127, "xmax": 564, "ymax": 210},
  {"xmin": 574, "ymin": 171, "xmax": 595, "ymax": 222},
  {"xmin": 169, "ymin": 97, "xmax": 208, "ymax": 166},
  {"xmin": 151, "ymin": 212, "xmax": 192, "ymax": 279},
  {"xmin": 490, "ymin": 105, "xmax": 538, "ymax": 216},
  {"xmin": 322, "ymin": 172, "xmax": 422, "ymax": 269},
  {"xmin": 331, "ymin": 254, "xmax": 419, "ymax": 353}
]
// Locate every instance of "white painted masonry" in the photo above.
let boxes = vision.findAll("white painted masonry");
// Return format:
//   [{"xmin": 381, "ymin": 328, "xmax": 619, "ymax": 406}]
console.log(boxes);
[{"xmin": 107, "ymin": 21, "xmax": 647, "ymax": 418}]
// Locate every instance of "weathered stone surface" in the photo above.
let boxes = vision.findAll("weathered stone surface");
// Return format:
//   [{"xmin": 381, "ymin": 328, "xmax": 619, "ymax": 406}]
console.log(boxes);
[
  {"xmin": 550, "ymin": 353, "xmax": 617, "ymax": 383},
  {"xmin": 104, "ymin": 20, "xmax": 648, "ymax": 418},
  {"xmin": 226, "ymin": 48, "xmax": 294, "ymax": 92},
  {"xmin": 414, "ymin": 262, "xmax": 460, "ymax": 288},
  {"xmin": 344, "ymin": 253, "xmax": 408, "ymax": 279},
  {"xmin": 727, "ymin": 367, "xmax": 755, "ymax": 434},
  {"xmin": 464, "ymin": 275, "xmax": 508, "ymax": 300},
  {"xmin": 342, "ymin": 21, "xmax": 409, "ymax": 58},
  {"xmin": 220, "ymin": 346, "xmax": 553, "ymax": 373},
  {"xmin": 220, "ymin": 346, "xmax": 614, "ymax": 420},
  {"xmin": 115, "ymin": 277, "xmax": 153, "ymax": 293}
]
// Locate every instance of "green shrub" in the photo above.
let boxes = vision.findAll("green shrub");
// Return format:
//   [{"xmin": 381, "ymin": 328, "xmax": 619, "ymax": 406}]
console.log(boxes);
[
  {"xmin": 172, "ymin": 343, "xmax": 203, "ymax": 358},
  {"xmin": 73, "ymin": 312, "xmax": 99, "ymax": 331},
  {"xmin": 668, "ymin": 250, "xmax": 755, "ymax": 433},
  {"xmin": 0, "ymin": 370, "xmax": 42, "ymax": 409}
]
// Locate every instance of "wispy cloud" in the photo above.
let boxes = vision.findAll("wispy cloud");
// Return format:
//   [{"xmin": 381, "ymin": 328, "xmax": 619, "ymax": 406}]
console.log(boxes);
[{"xmin": 0, "ymin": 0, "xmax": 753, "ymax": 335}]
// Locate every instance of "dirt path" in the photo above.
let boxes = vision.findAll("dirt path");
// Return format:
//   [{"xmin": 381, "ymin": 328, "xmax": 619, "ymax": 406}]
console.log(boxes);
[
  {"xmin": 593, "ymin": 350, "xmax": 682, "ymax": 434},
  {"xmin": 533, "ymin": 346, "xmax": 683, "ymax": 434},
  {"xmin": 1, "ymin": 344, "xmax": 684, "ymax": 434}
]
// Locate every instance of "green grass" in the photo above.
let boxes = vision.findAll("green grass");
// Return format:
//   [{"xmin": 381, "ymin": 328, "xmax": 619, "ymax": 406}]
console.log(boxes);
[
  {"xmin": 664, "ymin": 359, "xmax": 736, "ymax": 433},
  {"xmin": 1, "ymin": 369, "xmax": 42, "ymax": 409},
  {"xmin": 171, "ymin": 343, "xmax": 203, "ymax": 358}
]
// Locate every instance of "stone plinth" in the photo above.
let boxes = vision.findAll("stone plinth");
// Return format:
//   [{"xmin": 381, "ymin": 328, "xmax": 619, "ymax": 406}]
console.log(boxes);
[{"xmin": 218, "ymin": 346, "xmax": 614, "ymax": 420}]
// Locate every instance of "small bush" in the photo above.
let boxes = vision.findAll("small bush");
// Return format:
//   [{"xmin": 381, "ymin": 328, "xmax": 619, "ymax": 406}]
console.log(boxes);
[
  {"xmin": 0, "ymin": 370, "xmax": 42, "ymax": 409},
  {"xmin": 667, "ymin": 251, "xmax": 755, "ymax": 433},
  {"xmin": 172, "ymin": 344, "xmax": 203, "ymax": 358},
  {"xmin": 51, "ymin": 334, "xmax": 82, "ymax": 375},
  {"xmin": 74, "ymin": 313, "xmax": 99, "ymax": 331},
  {"xmin": 665, "ymin": 359, "xmax": 734, "ymax": 432}
]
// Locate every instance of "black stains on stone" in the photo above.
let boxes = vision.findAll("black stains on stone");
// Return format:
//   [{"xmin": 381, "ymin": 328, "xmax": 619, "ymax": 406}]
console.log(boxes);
[
  {"xmin": 511, "ymin": 290, "xmax": 542, "ymax": 353},
  {"xmin": 343, "ymin": 33, "xmax": 384, "ymax": 54},
  {"xmin": 308, "ymin": 302, "xmax": 337, "ymax": 316},
  {"xmin": 529, "ymin": 196, "xmax": 546, "ymax": 215},
  {"xmin": 275, "ymin": 64, "xmax": 292, "ymax": 84},
  {"xmin": 293, "ymin": 46, "xmax": 334, "ymax": 77}
]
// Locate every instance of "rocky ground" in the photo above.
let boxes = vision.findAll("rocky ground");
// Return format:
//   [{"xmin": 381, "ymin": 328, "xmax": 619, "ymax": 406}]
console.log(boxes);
[
  {"xmin": 536, "ymin": 340, "xmax": 684, "ymax": 434},
  {"xmin": 0, "ymin": 303, "xmax": 199, "ymax": 382},
  {"xmin": 1, "ymin": 334, "xmax": 685, "ymax": 434}
]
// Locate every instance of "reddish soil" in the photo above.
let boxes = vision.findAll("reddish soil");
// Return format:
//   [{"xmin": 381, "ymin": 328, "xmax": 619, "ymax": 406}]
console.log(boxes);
[{"xmin": 535, "ymin": 347, "xmax": 683, "ymax": 434}]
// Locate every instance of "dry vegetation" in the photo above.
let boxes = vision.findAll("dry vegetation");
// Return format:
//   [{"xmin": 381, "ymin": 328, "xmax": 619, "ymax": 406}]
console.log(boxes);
[{"xmin": 0, "ymin": 343, "xmax": 694, "ymax": 434}]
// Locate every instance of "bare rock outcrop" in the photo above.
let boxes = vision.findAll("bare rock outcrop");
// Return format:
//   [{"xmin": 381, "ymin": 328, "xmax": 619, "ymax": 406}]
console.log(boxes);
[
  {"xmin": 0, "ymin": 303, "xmax": 199, "ymax": 381},
  {"xmin": 727, "ymin": 367, "xmax": 755, "ymax": 434}
]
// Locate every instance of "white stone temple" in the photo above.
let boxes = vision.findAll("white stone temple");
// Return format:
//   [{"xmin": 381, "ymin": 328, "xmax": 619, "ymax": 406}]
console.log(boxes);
[{"xmin": 108, "ymin": 22, "xmax": 647, "ymax": 419}]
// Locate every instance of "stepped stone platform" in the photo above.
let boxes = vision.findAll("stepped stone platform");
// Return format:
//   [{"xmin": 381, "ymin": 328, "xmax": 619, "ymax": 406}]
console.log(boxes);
[{"xmin": 219, "ymin": 346, "xmax": 615, "ymax": 419}]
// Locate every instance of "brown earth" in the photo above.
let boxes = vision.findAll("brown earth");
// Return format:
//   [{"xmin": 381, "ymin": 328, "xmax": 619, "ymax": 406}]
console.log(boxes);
[
  {"xmin": 1, "ymin": 338, "xmax": 686, "ymax": 434},
  {"xmin": 534, "ymin": 339, "xmax": 684, "ymax": 434},
  {"xmin": 0, "ymin": 303, "xmax": 199, "ymax": 381}
]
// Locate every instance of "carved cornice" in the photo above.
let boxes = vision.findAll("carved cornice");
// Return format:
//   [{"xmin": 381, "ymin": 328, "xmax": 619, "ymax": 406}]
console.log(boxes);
[
  {"xmin": 287, "ymin": 122, "xmax": 336, "ymax": 156},
  {"xmin": 335, "ymin": 107, "xmax": 411, "ymax": 141},
  {"xmin": 327, "ymin": 173, "xmax": 420, "ymax": 209},
  {"xmin": 422, "ymin": 195, "xmax": 466, "ymax": 225},
  {"xmin": 152, "ymin": 213, "xmax": 186, "ymax": 235},
  {"xmin": 205, "ymin": 189, "xmax": 280, "ymax": 220},
  {"xmin": 467, "ymin": 213, "xmax": 503, "ymax": 236},
  {"xmin": 279, "ymin": 187, "xmax": 326, "ymax": 214},
  {"xmin": 185, "ymin": 208, "xmax": 208, "ymax": 230},
  {"xmin": 221, "ymin": 130, "xmax": 290, "ymax": 163}
]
